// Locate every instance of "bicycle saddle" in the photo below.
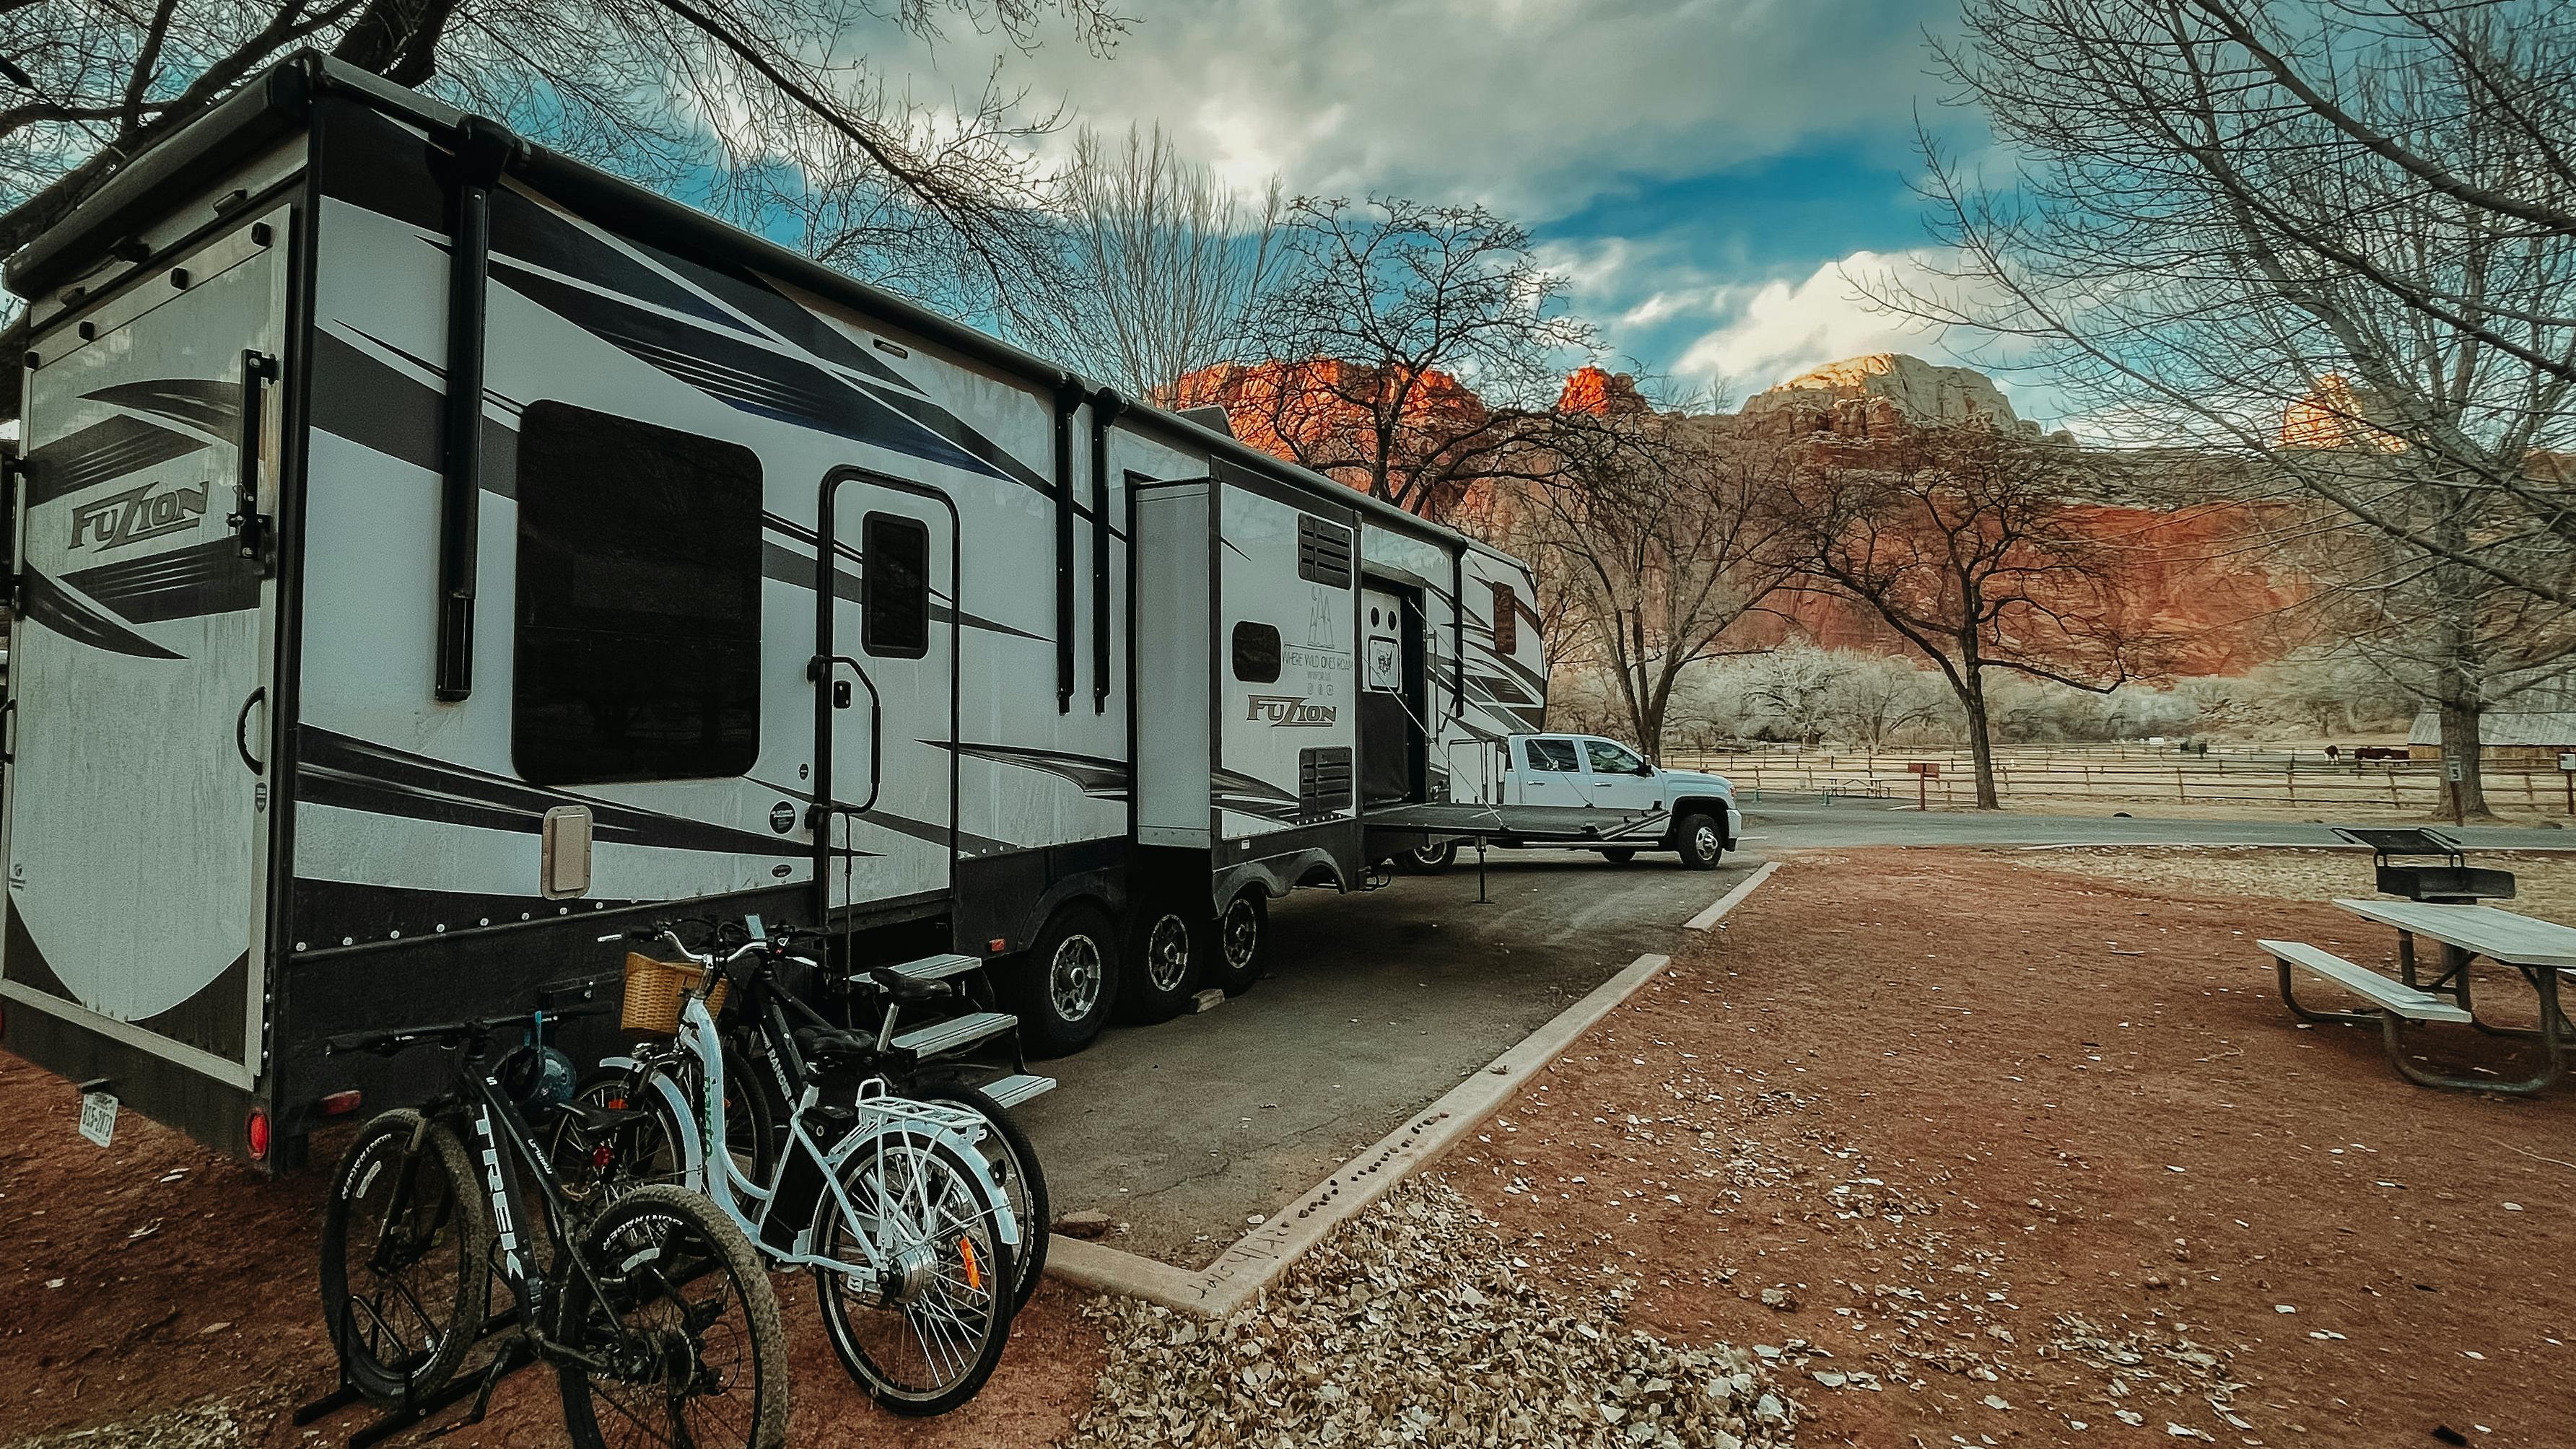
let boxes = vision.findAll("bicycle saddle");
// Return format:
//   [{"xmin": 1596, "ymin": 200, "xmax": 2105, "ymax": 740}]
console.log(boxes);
[
  {"xmin": 793, "ymin": 1025, "xmax": 878, "ymax": 1069},
  {"xmin": 852, "ymin": 967, "xmax": 955, "ymax": 1006}
]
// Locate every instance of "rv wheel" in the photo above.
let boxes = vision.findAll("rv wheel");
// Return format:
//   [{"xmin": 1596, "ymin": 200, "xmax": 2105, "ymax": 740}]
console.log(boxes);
[
  {"xmin": 1008, "ymin": 903, "xmax": 1122, "ymax": 1056},
  {"xmin": 1205, "ymin": 890, "xmax": 1268, "ymax": 997},
  {"xmin": 1119, "ymin": 903, "xmax": 1201, "ymax": 1024}
]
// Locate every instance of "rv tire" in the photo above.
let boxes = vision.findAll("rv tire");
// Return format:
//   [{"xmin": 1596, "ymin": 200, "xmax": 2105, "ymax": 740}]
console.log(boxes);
[
  {"xmin": 1205, "ymin": 889, "xmax": 1268, "ymax": 997},
  {"xmin": 1119, "ymin": 902, "xmax": 1201, "ymax": 1023},
  {"xmin": 1601, "ymin": 849, "xmax": 1636, "ymax": 864},
  {"xmin": 1007, "ymin": 903, "xmax": 1121, "ymax": 1056}
]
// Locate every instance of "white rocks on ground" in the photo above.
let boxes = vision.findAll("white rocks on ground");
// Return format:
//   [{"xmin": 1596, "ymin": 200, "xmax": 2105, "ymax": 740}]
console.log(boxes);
[{"xmin": 1063, "ymin": 1177, "xmax": 1799, "ymax": 1449}]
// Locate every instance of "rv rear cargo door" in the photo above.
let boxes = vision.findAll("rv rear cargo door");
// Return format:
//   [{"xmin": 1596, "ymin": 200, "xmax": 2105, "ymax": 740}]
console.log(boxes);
[{"xmin": 1, "ymin": 206, "xmax": 291, "ymax": 1089}]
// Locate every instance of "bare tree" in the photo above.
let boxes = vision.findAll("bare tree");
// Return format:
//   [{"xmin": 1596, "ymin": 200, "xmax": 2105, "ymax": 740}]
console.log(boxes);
[
  {"xmin": 0, "ymin": 0, "xmax": 1125, "ymax": 333},
  {"xmin": 1772, "ymin": 427, "xmax": 2152, "ymax": 807},
  {"xmin": 1522, "ymin": 411, "xmax": 1794, "ymax": 761},
  {"xmin": 1017, "ymin": 123, "xmax": 1283, "ymax": 400},
  {"xmin": 1875, "ymin": 0, "xmax": 2576, "ymax": 812},
  {"xmin": 1190, "ymin": 196, "xmax": 1595, "ymax": 520}
]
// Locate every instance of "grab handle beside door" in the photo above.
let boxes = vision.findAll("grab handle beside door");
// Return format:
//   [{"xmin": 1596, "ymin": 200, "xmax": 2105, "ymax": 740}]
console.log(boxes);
[{"xmin": 235, "ymin": 688, "xmax": 266, "ymax": 774}]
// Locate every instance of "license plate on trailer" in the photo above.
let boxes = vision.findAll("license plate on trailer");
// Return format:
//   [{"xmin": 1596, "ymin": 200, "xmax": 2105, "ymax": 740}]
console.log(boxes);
[{"xmin": 79, "ymin": 1091, "xmax": 118, "ymax": 1148}]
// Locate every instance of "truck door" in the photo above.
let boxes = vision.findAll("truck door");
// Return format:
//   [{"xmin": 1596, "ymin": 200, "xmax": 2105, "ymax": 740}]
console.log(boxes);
[
  {"xmin": 1, "ymin": 206, "xmax": 291, "ymax": 1087},
  {"xmin": 815, "ymin": 473, "xmax": 957, "ymax": 914},
  {"xmin": 1581, "ymin": 737, "xmax": 1662, "ymax": 813},
  {"xmin": 1515, "ymin": 735, "xmax": 1589, "ymax": 807}
]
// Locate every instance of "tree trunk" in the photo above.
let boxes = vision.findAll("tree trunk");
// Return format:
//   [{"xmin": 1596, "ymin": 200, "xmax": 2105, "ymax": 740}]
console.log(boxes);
[
  {"xmin": 1962, "ymin": 672, "xmax": 2001, "ymax": 810},
  {"xmin": 2438, "ymin": 694, "xmax": 2489, "ymax": 820}
]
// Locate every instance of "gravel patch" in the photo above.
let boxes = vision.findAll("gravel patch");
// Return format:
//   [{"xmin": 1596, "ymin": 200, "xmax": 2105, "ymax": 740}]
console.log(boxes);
[
  {"xmin": 1063, "ymin": 1176, "xmax": 1799, "ymax": 1448},
  {"xmin": 4, "ymin": 1400, "xmax": 245, "ymax": 1449},
  {"xmin": 2014, "ymin": 846, "xmax": 2576, "ymax": 924}
]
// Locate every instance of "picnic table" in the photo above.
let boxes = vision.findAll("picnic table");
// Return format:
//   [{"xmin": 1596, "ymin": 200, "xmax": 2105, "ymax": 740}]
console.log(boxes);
[{"xmin": 2260, "ymin": 899, "xmax": 2575, "ymax": 1094}]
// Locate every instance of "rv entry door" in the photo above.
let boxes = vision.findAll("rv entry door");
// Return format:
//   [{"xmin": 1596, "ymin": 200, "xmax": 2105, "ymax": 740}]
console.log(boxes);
[
  {"xmin": 815, "ymin": 473, "xmax": 957, "ymax": 916},
  {"xmin": 1, "ymin": 206, "xmax": 292, "ymax": 1089}
]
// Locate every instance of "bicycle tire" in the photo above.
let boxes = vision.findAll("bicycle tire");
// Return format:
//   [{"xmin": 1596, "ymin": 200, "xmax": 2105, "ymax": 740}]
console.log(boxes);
[
  {"xmin": 557, "ymin": 1183, "xmax": 790, "ymax": 1449},
  {"xmin": 318, "ymin": 1110, "xmax": 493, "ymax": 1407},
  {"xmin": 908, "ymin": 1074, "xmax": 1050, "ymax": 1311},
  {"xmin": 811, "ymin": 1126, "xmax": 1016, "ymax": 1415}
]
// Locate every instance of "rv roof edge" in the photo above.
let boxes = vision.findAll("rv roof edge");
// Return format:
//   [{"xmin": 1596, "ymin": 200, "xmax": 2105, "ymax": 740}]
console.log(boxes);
[{"xmin": 7, "ymin": 48, "xmax": 1518, "ymax": 568}]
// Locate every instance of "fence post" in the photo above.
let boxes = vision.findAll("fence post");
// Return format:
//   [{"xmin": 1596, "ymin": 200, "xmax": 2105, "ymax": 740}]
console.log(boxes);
[{"xmin": 2178, "ymin": 768, "xmax": 2187, "ymax": 802}]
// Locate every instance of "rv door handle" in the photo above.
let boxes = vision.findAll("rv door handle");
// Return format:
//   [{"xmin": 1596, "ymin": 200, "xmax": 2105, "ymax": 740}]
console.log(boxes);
[
  {"xmin": 0, "ymin": 698, "xmax": 14, "ymax": 766},
  {"xmin": 810, "ymin": 654, "xmax": 883, "ymax": 815},
  {"xmin": 231, "ymin": 349, "xmax": 278, "ymax": 568},
  {"xmin": 235, "ymin": 688, "xmax": 266, "ymax": 774}
]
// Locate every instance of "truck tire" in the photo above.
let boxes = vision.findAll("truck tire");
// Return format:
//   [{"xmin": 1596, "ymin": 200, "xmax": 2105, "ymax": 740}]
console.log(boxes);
[
  {"xmin": 1672, "ymin": 812, "xmax": 1724, "ymax": 870},
  {"xmin": 1005, "ymin": 903, "xmax": 1122, "ymax": 1056},
  {"xmin": 1204, "ymin": 888, "xmax": 1268, "ymax": 997},
  {"xmin": 1397, "ymin": 840, "xmax": 1457, "ymax": 874},
  {"xmin": 1601, "ymin": 848, "xmax": 1636, "ymax": 864},
  {"xmin": 1119, "ymin": 901, "xmax": 1201, "ymax": 1024}
]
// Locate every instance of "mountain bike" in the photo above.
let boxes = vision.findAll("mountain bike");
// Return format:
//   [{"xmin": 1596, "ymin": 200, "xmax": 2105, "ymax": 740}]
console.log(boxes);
[
  {"xmin": 592, "ymin": 918, "xmax": 1025, "ymax": 1416},
  {"xmin": 316, "ymin": 1005, "xmax": 790, "ymax": 1449}
]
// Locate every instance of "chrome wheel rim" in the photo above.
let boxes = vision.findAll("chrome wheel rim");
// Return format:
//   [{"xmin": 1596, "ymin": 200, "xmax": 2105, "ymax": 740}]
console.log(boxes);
[
  {"xmin": 1049, "ymin": 934, "xmax": 1104, "ymax": 1020},
  {"xmin": 1143, "ymin": 914, "xmax": 1192, "ymax": 993},
  {"xmin": 1410, "ymin": 844, "xmax": 1446, "ymax": 866},
  {"xmin": 1693, "ymin": 825, "xmax": 1719, "ymax": 858},
  {"xmin": 1222, "ymin": 900, "xmax": 1259, "ymax": 969}
]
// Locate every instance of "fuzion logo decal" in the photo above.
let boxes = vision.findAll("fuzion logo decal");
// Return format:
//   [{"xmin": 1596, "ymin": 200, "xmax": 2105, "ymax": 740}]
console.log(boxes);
[
  {"xmin": 1247, "ymin": 694, "xmax": 1337, "ymax": 727},
  {"xmin": 69, "ymin": 480, "xmax": 208, "ymax": 552}
]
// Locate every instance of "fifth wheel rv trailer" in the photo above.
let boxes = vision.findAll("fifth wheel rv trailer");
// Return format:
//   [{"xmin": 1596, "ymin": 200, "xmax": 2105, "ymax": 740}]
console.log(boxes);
[{"xmin": 0, "ymin": 53, "xmax": 1549, "ymax": 1167}]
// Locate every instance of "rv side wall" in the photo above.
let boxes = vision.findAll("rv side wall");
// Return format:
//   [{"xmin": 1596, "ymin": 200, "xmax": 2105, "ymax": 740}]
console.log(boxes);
[{"xmin": 1132, "ymin": 482, "xmax": 1213, "ymax": 846}]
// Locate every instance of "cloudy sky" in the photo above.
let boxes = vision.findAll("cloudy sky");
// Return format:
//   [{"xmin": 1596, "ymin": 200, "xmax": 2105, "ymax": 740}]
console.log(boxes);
[{"xmin": 891, "ymin": 0, "xmax": 2033, "ymax": 417}]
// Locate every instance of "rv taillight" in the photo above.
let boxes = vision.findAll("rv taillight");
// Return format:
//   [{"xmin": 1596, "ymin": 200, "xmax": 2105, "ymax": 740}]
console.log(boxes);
[
  {"xmin": 245, "ymin": 1108, "xmax": 271, "ymax": 1162},
  {"xmin": 318, "ymin": 1090, "xmax": 363, "ymax": 1117}
]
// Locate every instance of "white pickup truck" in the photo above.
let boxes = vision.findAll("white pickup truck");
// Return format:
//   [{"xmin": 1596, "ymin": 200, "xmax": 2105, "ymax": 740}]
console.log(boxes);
[{"xmin": 1401, "ymin": 732, "xmax": 1744, "ymax": 871}]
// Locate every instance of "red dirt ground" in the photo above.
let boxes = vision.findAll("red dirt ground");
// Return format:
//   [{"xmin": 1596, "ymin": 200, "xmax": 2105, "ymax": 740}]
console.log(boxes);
[
  {"xmin": 0, "ymin": 1062, "xmax": 1101, "ymax": 1447},
  {"xmin": 1453, "ymin": 848, "xmax": 2576, "ymax": 1448}
]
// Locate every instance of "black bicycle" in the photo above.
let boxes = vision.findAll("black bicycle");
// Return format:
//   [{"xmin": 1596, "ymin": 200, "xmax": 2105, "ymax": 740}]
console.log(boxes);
[{"xmin": 316, "ymin": 1005, "xmax": 790, "ymax": 1449}]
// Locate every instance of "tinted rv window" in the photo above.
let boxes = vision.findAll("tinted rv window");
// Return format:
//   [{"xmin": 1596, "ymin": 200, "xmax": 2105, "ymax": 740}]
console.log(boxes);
[
  {"xmin": 1232, "ymin": 621, "xmax": 1282, "ymax": 683},
  {"xmin": 862, "ymin": 512, "xmax": 930, "ymax": 658},
  {"xmin": 1488, "ymin": 579, "xmax": 1519, "ymax": 656},
  {"xmin": 512, "ymin": 401, "xmax": 762, "ymax": 785}
]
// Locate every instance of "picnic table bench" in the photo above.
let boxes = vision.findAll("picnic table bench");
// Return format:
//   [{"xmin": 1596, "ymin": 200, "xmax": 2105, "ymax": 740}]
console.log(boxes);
[{"xmin": 2260, "ymin": 901, "xmax": 2575, "ymax": 1094}]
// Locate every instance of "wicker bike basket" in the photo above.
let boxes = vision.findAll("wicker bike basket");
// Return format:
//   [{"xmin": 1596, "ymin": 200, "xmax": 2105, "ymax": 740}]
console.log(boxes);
[{"xmin": 619, "ymin": 952, "xmax": 727, "ymax": 1036}]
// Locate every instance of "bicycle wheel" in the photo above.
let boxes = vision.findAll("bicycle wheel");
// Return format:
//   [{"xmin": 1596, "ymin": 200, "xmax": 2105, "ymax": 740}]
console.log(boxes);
[
  {"xmin": 318, "ymin": 1110, "xmax": 493, "ymax": 1406},
  {"xmin": 558, "ymin": 1184, "xmax": 790, "ymax": 1449},
  {"xmin": 812, "ymin": 1128, "xmax": 1015, "ymax": 1415},
  {"xmin": 909, "ymin": 1074, "xmax": 1050, "ymax": 1312}
]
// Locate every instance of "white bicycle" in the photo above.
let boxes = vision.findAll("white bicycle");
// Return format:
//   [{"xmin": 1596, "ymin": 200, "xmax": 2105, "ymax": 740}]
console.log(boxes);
[{"xmin": 588, "ymin": 917, "xmax": 1023, "ymax": 1415}]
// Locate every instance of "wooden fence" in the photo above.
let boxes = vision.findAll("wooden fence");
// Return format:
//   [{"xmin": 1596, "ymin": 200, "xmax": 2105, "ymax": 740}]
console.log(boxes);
[{"xmin": 1664, "ymin": 746, "xmax": 2576, "ymax": 815}]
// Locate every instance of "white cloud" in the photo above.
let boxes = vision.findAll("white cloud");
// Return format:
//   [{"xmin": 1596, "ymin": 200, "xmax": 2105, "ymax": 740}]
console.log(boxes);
[
  {"xmin": 1674, "ymin": 248, "xmax": 1954, "ymax": 393},
  {"xmin": 901, "ymin": 0, "xmax": 1947, "ymax": 219}
]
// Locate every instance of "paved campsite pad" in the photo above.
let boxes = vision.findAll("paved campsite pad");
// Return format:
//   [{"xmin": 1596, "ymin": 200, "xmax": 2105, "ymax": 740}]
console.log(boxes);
[
  {"xmin": 1017, "ymin": 848, "xmax": 1753, "ymax": 1267},
  {"xmin": 1453, "ymin": 847, "xmax": 2576, "ymax": 1446}
]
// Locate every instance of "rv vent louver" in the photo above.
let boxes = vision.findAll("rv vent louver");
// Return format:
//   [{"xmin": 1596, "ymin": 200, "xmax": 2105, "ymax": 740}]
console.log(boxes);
[
  {"xmin": 1296, "ymin": 516, "xmax": 1355, "ymax": 589},
  {"xmin": 1298, "ymin": 746, "xmax": 1354, "ymax": 813}
]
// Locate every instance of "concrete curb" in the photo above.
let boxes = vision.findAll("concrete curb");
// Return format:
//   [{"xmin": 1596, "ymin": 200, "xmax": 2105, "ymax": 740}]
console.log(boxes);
[
  {"xmin": 1685, "ymin": 860, "xmax": 1780, "ymax": 930},
  {"xmin": 1041, "ymin": 950, "xmax": 1680, "ymax": 1317}
]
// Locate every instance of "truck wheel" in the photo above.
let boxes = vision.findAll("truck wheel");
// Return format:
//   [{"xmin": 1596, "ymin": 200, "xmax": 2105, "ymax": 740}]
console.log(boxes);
[
  {"xmin": 1672, "ymin": 813, "xmax": 1724, "ymax": 870},
  {"xmin": 1119, "ymin": 901, "xmax": 1200, "ymax": 1024},
  {"xmin": 1204, "ymin": 889, "xmax": 1268, "ymax": 997},
  {"xmin": 1005, "ymin": 903, "xmax": 1122, "ymax": 1056},
  {"xmin": 1397, "ymin": 841, "xmax": 1457, "ymax": 874},
  {"xmin": 1601, "ymin": 849, "xmax": 1636, "ymax": 864}
]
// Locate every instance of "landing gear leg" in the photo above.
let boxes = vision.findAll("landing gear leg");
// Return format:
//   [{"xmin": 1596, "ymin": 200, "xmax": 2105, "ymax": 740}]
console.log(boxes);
[{"xmin": 1475, "ymin": 839, "xmax": 1490, "ymax": 905}]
